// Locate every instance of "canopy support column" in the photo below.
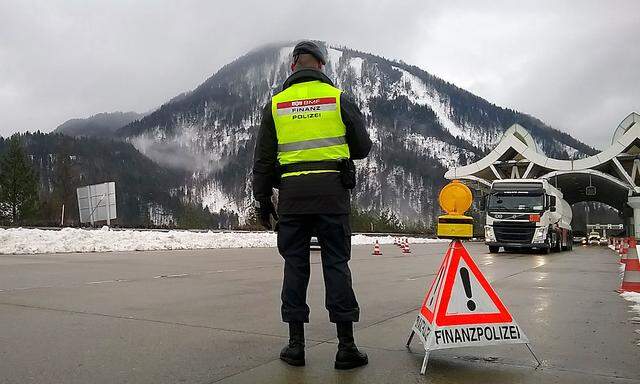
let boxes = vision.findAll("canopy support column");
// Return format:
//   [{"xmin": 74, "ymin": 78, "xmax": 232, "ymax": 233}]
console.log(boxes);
[{"xmin": 627, "ymin": 196, "xmax": 640, "ymax": 238}]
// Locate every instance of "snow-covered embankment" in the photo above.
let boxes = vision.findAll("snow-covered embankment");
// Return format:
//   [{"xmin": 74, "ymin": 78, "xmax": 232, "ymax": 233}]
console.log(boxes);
[{"xmin": 0, "ymin": 227, "xmax": 446, "ymax": 255}]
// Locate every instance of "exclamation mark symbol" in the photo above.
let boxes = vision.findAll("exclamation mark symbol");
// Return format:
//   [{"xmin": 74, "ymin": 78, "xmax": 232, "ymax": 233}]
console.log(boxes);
[{"xmin": 459, "ymin": 267, "xmax": 476, "ymax": 311}]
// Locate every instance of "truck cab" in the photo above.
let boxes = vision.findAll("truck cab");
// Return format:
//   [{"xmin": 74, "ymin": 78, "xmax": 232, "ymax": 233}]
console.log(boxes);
[{"xmin": 484, "ymin": 179, "xmax": 573, "ymax": 254}]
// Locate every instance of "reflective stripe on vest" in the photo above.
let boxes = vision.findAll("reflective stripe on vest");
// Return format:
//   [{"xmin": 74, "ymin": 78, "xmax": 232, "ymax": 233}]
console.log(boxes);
[
  {"xmin": 277, "ymin": 136, "xmax": 346, "ymax": 152},
  {"xmin": 272, "ymin": 80, "xmax": 350, "ymax": 177}
]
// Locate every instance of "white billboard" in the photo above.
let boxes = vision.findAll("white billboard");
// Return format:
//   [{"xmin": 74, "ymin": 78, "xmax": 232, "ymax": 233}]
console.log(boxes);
[{"xmin": 77, "ymin": 182, "xmax": 117, "ymax": 225}]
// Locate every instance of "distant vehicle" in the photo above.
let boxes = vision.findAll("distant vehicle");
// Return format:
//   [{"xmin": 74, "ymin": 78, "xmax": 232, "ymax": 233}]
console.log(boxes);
[
  {"xmin": 485, "ymin": 179, "xmax": 573, "ymax": 254},
  {"xmin": 599, "ymin": 237, "xmax": 609, "ymax": 246},
  {"xmin": 581, "ymin": 238, "xmax": 588, "ymax": 246},
  {"xmin": 310, "ymin": 236, "xmax": 320, "ymax": 251},
  {"xmin": 587, "ymin": 232, "xmax": 601, "ymax": 246}
]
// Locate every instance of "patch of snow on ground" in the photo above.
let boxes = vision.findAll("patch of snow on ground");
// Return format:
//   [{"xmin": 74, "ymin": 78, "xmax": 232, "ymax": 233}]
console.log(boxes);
[
  {"xmin": 0, "ymin": 228, "xmax": 447, "ymax": 254},
  {"xmin": 622, "ymin": 292, "xmax": 640, "ymax": 313},
  {"xmin": 621, "ymin": 291, "xmax": 640, "ymax": 344}
]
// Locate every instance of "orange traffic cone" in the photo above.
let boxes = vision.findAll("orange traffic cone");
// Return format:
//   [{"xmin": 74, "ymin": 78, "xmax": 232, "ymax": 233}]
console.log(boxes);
[
  {"xmin": 620, "ymin": 237, "xmax": 640, "ymax": 292},
  {"xmin": 372, "ymin": 240, "xmax": 383, "ymax": 256},
  {"xmin": 621, "ymin": 238, "xmax": 630, "ymax": 264},
  {"xmin": 402, "ymin": 238, "xmax": 411, "ymax": 254}
]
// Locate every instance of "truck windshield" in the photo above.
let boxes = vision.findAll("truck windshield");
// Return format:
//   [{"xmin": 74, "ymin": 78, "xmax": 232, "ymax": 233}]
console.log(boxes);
[{"xmin": 487, "ymin": 194, "xmax": 544, "ymax": 212}]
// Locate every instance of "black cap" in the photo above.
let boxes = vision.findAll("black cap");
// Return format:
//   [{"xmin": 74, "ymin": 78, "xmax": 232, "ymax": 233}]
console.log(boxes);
[{"xmin": 292, "ymin": 41, "xmax": 326, "ymax": 65}]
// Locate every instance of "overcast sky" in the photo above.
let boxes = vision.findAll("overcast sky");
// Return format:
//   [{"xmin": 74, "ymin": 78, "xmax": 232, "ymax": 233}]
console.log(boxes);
[{"xmin": 1, "ymin": 0, "xmax": 638, "ymax": 149}]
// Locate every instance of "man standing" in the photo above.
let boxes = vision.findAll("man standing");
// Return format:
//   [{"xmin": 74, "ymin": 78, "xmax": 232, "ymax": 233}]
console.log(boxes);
[{"xmin": 252, "ymin": 41, "xmax": 372, "ymax": 369}]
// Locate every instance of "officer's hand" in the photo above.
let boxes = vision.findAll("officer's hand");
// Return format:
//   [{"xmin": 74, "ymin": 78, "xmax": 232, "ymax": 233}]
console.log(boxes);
[{"xmin": 256, "ymin": 199, "xmax": 278, "ymax": 231}]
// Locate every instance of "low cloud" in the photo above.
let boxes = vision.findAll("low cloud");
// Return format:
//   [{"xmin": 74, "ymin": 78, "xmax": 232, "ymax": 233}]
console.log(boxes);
[{"xmin": 130, "ymin": 135, "xmax": 227, "ymax": 173}]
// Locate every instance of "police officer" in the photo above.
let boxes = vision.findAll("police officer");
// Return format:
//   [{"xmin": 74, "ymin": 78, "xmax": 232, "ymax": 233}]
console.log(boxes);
[{"xmin": 252, "ymin": 41, "xmax": 372, "ymax": 369}]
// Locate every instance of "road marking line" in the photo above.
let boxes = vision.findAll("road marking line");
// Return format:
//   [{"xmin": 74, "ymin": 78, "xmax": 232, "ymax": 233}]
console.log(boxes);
[
  {"xmin": 154, "ymin": 273, "xmax": 190, "ymax": 279},
  {"xmin": 12, "ymin": 285, "xmax": 53, "ymax": 290},
  {"xmin": 86, "ymin": 280, "xmax": 117, "ymax": 284}
]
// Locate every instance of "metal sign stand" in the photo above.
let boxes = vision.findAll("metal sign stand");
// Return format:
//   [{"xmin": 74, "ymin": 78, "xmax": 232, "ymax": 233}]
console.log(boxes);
[
  {"xmin": 105, "ymin": 190, "xmax": 111, "ymax": 226},
  {"xmin": 405, "ymin": 317, "xmax": 542, "ymax": 375},
  {"xmin": 405, "ymin": 239, "xmax": 543, "ymax": 375}
]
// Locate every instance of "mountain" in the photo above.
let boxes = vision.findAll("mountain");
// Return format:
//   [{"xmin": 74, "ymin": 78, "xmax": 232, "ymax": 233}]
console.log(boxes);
[
  {"xmin": 113, "ymin": 41, "xmax": 595, "ymax": 227},
  {"xmin": 1, "ymin": 132, "xmax": 239, "ymax": 228},
  {"xmin": 55, "ymin": 111, "xmax": 144, "ymax": 138}
]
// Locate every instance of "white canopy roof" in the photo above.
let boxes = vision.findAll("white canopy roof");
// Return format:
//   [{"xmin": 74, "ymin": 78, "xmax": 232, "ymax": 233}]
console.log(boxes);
[{"xmin": 445, "ymin": 112, "xmax": 640, "ymax": 211}]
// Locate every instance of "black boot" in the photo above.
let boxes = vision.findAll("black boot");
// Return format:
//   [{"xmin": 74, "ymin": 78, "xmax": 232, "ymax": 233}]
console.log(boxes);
[
  {"xmin": 335, "ymin": 322, "xmax": 368, "ymax": 370},
  {"xmin": 280, "ymin": 322, "xmax": 305, "ymax": 366}
]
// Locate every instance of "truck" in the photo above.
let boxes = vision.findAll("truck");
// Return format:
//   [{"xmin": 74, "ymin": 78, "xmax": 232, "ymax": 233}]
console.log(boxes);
[{"xmin": 484, "ymin": 179, "xmax": 573, "ymax": 254}]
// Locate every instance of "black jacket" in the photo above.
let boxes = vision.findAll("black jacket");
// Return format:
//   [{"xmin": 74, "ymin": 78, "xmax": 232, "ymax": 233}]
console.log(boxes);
[{"xmin": 252, "ymin": 69, "xmax": 372, "ymax": 214}]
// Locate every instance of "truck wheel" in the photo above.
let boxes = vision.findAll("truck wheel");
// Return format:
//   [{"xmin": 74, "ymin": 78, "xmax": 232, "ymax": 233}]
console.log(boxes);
[
  {"xmin": 568, "ymin": 233, "xmax": 573, "ymax": 251},
  {"xmin": 488, "ymin": 246, "xmax": 500, "ymax": 253},
  {"xmin": 561, "ymin": 236, "xmax": 568, "ymax": 251},
  {"xmin": 553, "ymin": 233, "xmax": 562, "ymax": 252},
  {"xmin": 543, "ymin": 236, "xmax": 552, "ymax": 254}
]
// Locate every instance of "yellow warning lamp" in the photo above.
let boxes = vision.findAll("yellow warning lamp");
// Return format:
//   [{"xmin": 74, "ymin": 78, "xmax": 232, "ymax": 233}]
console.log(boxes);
[{"xmin": 437, "ymin": 180, "xmax": 474, "ymax": 239}]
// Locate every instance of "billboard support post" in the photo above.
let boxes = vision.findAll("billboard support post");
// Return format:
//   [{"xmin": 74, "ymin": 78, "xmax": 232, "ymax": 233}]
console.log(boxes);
[
  {"xmin": 88, "ymin": 185, "xmax": 95, "ymax": 226},
  {"xmin": 105, "ymin": 189, "xmax": 111, "ymax": 226}
]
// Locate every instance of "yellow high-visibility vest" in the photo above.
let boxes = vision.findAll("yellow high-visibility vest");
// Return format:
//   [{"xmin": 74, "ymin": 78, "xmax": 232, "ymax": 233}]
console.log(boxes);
[{"xmin": 272, "ymin": 80, "xmax": 350, "ymax": 177}]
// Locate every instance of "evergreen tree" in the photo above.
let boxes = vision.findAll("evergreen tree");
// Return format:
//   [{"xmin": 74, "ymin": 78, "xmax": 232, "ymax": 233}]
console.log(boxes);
[{"xmin": 0, "ymin": 135, "xmax": 40, "ymax": 224}]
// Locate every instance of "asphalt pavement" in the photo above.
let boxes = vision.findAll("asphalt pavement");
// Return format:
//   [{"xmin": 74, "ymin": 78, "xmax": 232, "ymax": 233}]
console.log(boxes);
[{"xmin": 0, "ymin": 242, "xmax": 638, "ymax": 383}]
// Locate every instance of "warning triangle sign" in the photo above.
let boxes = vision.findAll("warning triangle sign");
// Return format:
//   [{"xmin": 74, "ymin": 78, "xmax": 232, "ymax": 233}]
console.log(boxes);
[
  {"xmin": 435, "ymin": 243, "xmax": 513, "ymax": 326},
  {"xmin": 409, "ymin": 240, "xmax": 529, "ymax": 357}
]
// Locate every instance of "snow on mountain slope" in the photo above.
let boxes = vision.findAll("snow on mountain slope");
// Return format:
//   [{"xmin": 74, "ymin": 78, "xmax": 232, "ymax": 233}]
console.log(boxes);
[
  {"xmin": 394, "ymin": 67, "xmax": 473, "ymax": 143},
  {"xmin": 404, "ymin": 134, "xmax": 467, "ymax": 169}
]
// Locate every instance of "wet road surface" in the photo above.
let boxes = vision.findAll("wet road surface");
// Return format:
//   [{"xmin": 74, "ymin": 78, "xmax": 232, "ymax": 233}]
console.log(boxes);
[{"xmin": 0, "ymin": 242, "xmax": 638, "ymax": 383}]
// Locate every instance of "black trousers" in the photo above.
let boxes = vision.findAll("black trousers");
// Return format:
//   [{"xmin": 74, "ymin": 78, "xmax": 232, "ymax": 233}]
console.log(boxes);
[{"xmin": 277, "ymin": 214, "xmax": 360, "ymax": 323}]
